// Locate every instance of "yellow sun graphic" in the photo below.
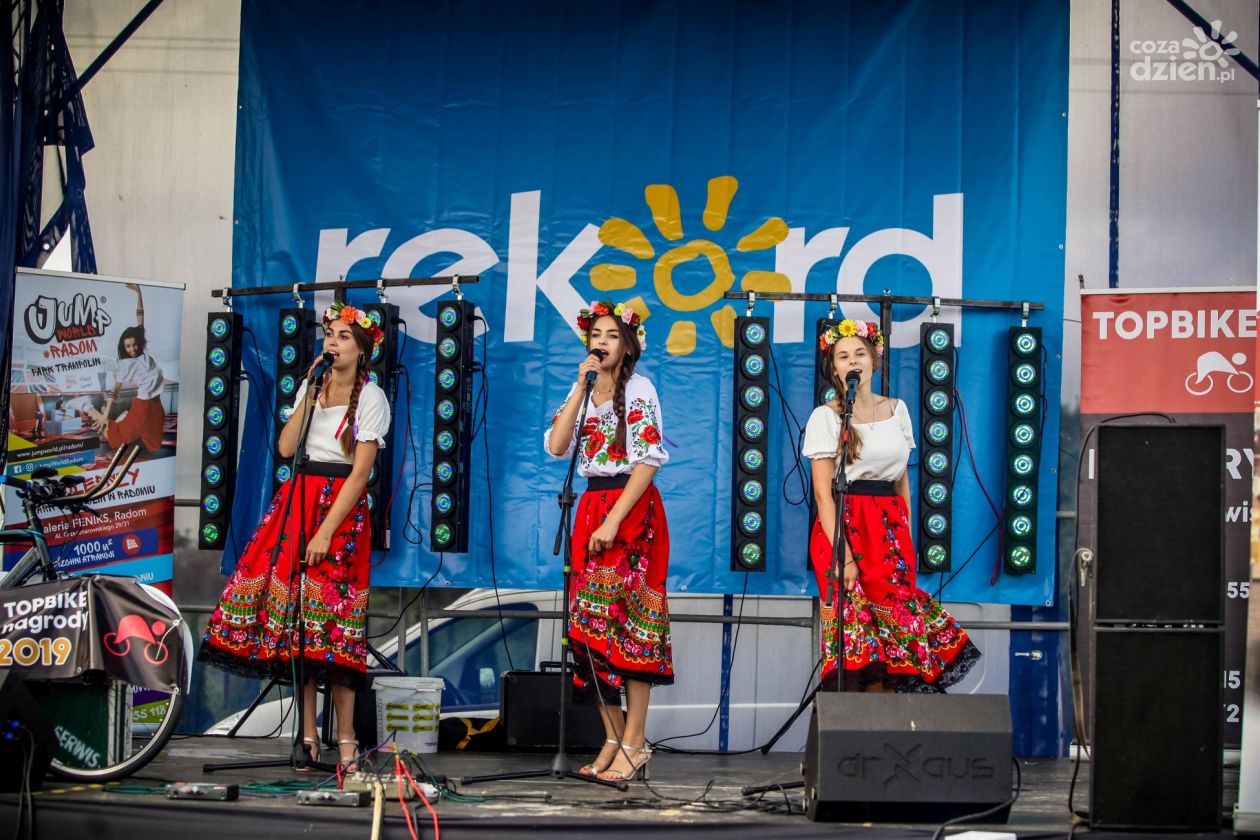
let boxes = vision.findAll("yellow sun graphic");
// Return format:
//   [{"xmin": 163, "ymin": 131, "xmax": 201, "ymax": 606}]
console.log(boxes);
[{"xmin": 592, "ymin": 176, "xmax": 791, "ymax": 356}]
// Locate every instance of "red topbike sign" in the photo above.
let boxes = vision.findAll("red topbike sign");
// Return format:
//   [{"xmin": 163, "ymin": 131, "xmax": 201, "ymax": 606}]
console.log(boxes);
[{"xmin": 1082, "ymin": 291, "xmax": 1256, "ymax": 415}]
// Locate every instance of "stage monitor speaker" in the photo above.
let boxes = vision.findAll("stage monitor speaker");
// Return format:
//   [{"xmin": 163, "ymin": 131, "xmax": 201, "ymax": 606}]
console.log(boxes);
[
  {"xmin": 803, "ymin": 693, "xmax": 1012, "ymax": 823},
  {"xmin": 1089, "ymin": 625, "xmax": 1223, "ymax": 831},
  {"xmin": 500, "ymin": 668, "xmax": 605, "ymax": 752},
  {"xmin": 1095, "ymin": 424, "xmax": 1224, "ymax": 624},
  {"xmin": 0, "ymin": 672, "xmax": 54, "ymax": 792}
]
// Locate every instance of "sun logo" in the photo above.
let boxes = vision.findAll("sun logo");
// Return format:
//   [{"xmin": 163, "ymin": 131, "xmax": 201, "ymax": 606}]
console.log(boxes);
[
  {"xmin": 1184, "ymin": 20, "xmax": 1239, "ymax": 67},
  {"xmin": 592, "ymin": 176, "xmax": 791, "ymax": 356}
]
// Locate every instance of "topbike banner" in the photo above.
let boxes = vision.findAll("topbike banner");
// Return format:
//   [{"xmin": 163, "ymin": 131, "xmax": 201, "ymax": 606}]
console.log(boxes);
[
  {"xmin": 1079, "ymin": 288, "xmax": 1256, "ymax": 748},
  {"xmin": 4, "ymin": 270, "xmax": 183, "ymax": 592},
  {"xmin": 231, "ymin": 0, "xmax": 1067, "ymax": 604}
]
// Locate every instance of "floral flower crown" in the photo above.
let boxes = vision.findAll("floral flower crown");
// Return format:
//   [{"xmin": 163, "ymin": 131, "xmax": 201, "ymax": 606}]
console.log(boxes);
[
  {"xmin": 576, "ymin": 300, "xmax": 647, "ymax": 351},
  {"xmin": 322, "ymin": 301, "xmax": 385, "ymax": 347},
  {"xmin": 818, "ymin": 319, "xmax": 885, "ymax": 356}
]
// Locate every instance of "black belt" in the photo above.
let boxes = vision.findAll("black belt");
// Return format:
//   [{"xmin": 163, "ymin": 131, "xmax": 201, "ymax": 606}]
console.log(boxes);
[
  {"xmin": 586, "ymin": 475, "xmax": 630, "ymax": 492},
  {"xmin": 299, "ymin": 461, "xmax": 353, "ymax": 479},
  {"xmin": 846, "ymin": 479, "xmax": 896, "ymax": 497}
]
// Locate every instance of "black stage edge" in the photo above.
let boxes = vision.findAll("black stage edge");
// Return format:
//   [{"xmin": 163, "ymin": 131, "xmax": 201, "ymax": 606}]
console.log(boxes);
[{"xmin": 1, "ymin": 736, "xmax": 1239, "ymax": 839}]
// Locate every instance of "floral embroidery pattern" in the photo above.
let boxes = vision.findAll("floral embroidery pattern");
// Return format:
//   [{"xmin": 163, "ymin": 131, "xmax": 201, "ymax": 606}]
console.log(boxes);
[
  {"xmin": 200, "ymin": 476, "xmax": 372, "ymax": 687},
  {"xmin": 811, "ymin": 495, "xmax": 976, "ymax": 691},
  {"xmin": 545, "ymin": 378, "xmax": 667, "ymax": 472}
]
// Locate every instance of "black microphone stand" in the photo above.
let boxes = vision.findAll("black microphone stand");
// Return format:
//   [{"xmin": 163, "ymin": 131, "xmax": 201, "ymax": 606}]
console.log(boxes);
[
  {"xmin": 827, "ymin": 380, "xmax": 856, "ymax": 694},
  {"xmin": 205, "ymin": 368, "xmax": 336, "ymax": 774},
  {"xmin": 462, "ymin": 370, "xmax": 626, "ymax": 791},
  {"xmin": 759, "ymin": 378, "xmax": 856, "ymax": 754}
]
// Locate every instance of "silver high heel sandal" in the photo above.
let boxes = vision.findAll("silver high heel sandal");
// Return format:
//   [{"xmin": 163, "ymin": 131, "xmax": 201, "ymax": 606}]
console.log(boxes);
[
  {"xmin": 336, "ymin": 738, "xmax": 361, "ymax": 774},
  {"xmin": 597, "ymin": 744, "xmax": 651, "ymax": 782},
  {"xmin": 579, "ymin": 739, "xmax": 621, "ymax": 776}
]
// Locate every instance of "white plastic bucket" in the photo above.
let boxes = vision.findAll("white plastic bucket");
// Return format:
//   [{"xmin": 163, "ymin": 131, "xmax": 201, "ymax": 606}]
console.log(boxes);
[{"xmin": 374, "ymin": 676, "xmax": 444, "ymax": 753}]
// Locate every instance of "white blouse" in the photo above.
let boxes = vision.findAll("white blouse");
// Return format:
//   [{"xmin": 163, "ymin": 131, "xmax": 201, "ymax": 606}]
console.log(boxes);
[
  {"xmin": 543, "ymin": 373, "xmax": 669, "ymax": 477},
  {"xmin": 289, "ymin": 379, "xmax": 391, "ymax": 465},
  {"xmin": 114, "ymin": 354, "xmax": 164, "ymax": 400},
  {"xmin": 802, "ymin": 399, "xmax": 915, "ymax": 482}
]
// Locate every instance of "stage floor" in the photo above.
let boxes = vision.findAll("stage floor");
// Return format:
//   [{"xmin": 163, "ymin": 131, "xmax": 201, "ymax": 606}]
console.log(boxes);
[{"xmin": 7, "ymin": 736, "xmax": 1241, "ymax": 838}]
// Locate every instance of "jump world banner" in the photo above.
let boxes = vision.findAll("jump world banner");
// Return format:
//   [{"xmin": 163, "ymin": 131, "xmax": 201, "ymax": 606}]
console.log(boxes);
[
  {"xmin": 1079, "ymin": 288, "xmax": 1255, "ymax": 748},
  {"xmin": 3, "ymin": 269, "xmax": 184, "ymax": 591},
  {"xmin": 230, "ymin": 0, "xmax": 1067, "ymax": 605}
]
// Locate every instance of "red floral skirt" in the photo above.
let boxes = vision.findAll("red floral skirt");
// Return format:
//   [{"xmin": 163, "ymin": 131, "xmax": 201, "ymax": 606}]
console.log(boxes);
[
  {"xmin": 808, "ymin": 492, "xmax": 978, "ymax": 691},
  {"xmin": 199, "ymin": 474, "xmax": 371, "ymax": 688},
  {"xmin": 106, "ymin": 396, "xmax": 165, "ymax": 452},
  {"xmin": 569, "ymin": 483, "xmax": 674, "ymax": 696}
]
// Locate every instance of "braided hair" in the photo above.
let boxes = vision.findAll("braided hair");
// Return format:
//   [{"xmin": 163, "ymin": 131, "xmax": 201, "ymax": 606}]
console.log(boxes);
[
  {"xmin": 594, "ymin": 314, "xmax": 641, "ymax": 453},
  {"xmin": 824, "ymin": 335, "xmax": 880, "ymax": 465},
  {"xmin": 337, "ymin": 326, "xmax": 374, "ymax": 459}
]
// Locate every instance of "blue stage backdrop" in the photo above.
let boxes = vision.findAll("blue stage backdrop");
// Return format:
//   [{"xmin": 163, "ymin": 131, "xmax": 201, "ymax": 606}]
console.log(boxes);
[{"xmin": 230, "ymin": 0, "xmax": 1067, "ymax": 606}]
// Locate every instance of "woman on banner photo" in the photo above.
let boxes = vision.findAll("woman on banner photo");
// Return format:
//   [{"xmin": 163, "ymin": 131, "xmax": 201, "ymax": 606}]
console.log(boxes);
[
  {"xmin": 802, "ymin": 320, "xmax": 980, "ymax": 692},
  {"xmin": 199, "ymin": 300, "xmax": 390, "ymax": 774},
  {"xmin": 84, "ymin": 283, "xmax": 166, "ymax": 453},
  {"xmin": 544, "ymin": 300, "xmax": 672, "ymax": 782}
]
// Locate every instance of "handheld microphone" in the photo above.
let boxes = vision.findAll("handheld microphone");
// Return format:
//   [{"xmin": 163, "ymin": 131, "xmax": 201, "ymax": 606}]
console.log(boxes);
[
  {"xmin": 308, "ymin": 352, "xmax": 335, "ymax": 383},
  {"xmin": 844, "ymin": 369, "xmax": 861, "ymax": 406},
  {"xmin": 586, "ymin": 348, "xmax": 607, "ymax": 385}
]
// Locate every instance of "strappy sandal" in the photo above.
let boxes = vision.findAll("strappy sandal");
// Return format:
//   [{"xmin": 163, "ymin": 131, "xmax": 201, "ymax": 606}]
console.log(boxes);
[
  {"xmin": 578, "ymin": 739, "xmax": 621, "ymax": 777},
  {"xmin": 295, "ymin": 736, "xmax": 321, "ymax": 772},
  {"xmin": 597, "ymin": 744, "xmax": 652, "ymax": 782},
  {"xmin": 336, "ymin": 738, "xmax": 361, "ymax": 774}
]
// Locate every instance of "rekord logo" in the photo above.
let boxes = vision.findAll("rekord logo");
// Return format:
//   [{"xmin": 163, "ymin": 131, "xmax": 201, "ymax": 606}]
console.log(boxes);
[
  {"xmin": 1129, "ymin": 19, "xmax": 1240, "ymax": 84},
  {"xmin": 312, "ymin": 176, "xmax": 963, "ymax": 349}
]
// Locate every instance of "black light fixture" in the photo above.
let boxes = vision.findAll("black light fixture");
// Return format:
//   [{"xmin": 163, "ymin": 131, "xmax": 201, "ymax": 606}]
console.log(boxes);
[
  {"xmin": 431, "ymin": 299, "xmax": 475, "ymax": 553},
  {"xmin": 917, "ymin": 322, "xmax": 956, "ymax": 573},
  {"xmin": 731, "ymin": 316, "xmax": 770, "ymax": 572},
  {"xmin": 360, "ymin": 302, "xmax": 399, "ymax": 550},
  {"xmin": 199, "ymin": 312, "xmax": 243, "ymax": 550},
  {"xmin": 273, "ymin": 306, "xmax": 315, "ymax": 494},
  {"xmin": 813, "ymin": 317, "xmax": 840, "ymax": 406},
  {"xmin": 1003, "ymin": 325, "xmax": 1042, "ymax": 575}
]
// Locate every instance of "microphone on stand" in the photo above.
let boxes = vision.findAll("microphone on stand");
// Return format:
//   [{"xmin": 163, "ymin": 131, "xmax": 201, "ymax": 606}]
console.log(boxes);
[
  {"xmin": 844, "ymin": 369, "xmax": 861, "ymax": 407},
  {"xmin": 308, "ymin": 352, "xmax": 335, "ymax": 383},
  {"xmin": 586, "ymin": 348, "xmax": 608, "ymax": 385}
]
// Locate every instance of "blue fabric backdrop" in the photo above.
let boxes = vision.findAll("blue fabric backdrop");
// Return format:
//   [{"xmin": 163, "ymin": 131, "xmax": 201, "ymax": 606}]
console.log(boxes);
[{"xmin": 230, "ymin": 0, "xmax": 1067, "ymax": 606}]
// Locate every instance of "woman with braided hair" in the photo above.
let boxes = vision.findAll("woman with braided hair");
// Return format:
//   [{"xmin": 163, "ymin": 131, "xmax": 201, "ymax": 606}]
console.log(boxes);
[
  {"xmin": 803, "ymin": 320, "xmax": 979, "ymax": 693},
  {"xmin": 544, "ymin": 300, "xmax": 671, "ymax": 782},
  {"xmin": 200, "ymin": 301, "xmax": 391, "ymax": 773}
]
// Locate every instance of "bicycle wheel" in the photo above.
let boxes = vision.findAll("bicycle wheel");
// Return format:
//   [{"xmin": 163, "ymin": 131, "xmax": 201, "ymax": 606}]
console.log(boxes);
[{"xmin": 39, "ymin": 584, "xmax": 193, "ymax": 782}]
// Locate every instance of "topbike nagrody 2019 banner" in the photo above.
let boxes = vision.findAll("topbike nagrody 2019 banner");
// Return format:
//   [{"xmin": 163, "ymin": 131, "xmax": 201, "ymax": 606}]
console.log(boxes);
[
  {"xmin": 231, "ymin": 0, "xmax": 1068, "ymax": 604},
  {"xmin": 4, "ymin": 269, "xmax": 183, "ymax": 592}
]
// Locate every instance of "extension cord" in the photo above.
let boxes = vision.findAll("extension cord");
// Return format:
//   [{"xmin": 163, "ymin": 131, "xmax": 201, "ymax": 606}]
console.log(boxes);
[{"xmin": 341, "ymin": 771, "xmax": 439, "ymax": 801}]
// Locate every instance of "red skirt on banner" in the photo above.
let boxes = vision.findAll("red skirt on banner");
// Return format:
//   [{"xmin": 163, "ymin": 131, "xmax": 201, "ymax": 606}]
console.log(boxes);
[
  {"xmin": 106, "ymin": 396, "xmax": 165, "ymax": 452},
  {"xmin": 569, "ymin": 483, "xmax": 674, "ymax": 696},
  {"xmin": 199, "ymin": 474, "xmax": 371, "ymax": 688},
  {"xmin": 808, "ymin": 492, "xmax": 979, "ymax": 691}
]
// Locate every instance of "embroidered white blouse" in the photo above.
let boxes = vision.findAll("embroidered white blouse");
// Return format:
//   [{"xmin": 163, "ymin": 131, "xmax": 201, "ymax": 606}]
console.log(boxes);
[
  {"xmin": 543, "ymin": 373, "xmax": 669, "ymax": 477},
  {"xmin": 289, "ymin": 379, "xmax": 391, "ymax": 465},
  {"xmin": 802, "ymin": 399, "xmax": 915, "ymax": 482}
]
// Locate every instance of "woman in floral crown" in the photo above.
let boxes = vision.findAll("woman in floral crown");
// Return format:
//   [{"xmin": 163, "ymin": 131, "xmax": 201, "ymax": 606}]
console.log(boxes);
[
  {"xmin": 802, "ymin": 320, "xmax": 979, "ymax": 692},
  {"xmin": 199, "ymin": 299, "xmax": 391, "ymax": 773},
  {"xmin": 544, "ymin": 299, "xmax": 671, "ymax": 782}
]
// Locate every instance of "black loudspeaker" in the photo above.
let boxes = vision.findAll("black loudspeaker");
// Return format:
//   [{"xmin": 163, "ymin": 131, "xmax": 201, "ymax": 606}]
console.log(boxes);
[
  {"xmin": 1095, "ymin": 424, "xmax": 1224, "ymax": 623},
  {"xmin": 499, "ymin": 667, "xmax": 605, "ymax": 751},
  {"xmin": 1089, "ymin": 626, "xmax": 1223, "ymax": 830},
  {"xmin": 802, "ymin": 693, "xmax": 1012, "ymax": 823},
  {"xmin": 0, "ymin": 673, "xmax": 54, "ymax": 792}
]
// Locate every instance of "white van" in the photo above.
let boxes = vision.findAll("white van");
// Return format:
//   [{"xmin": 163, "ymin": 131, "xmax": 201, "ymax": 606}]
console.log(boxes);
[{"xmin": 207, "ymin": 589, "xmax": 1010, "ymax": 752}]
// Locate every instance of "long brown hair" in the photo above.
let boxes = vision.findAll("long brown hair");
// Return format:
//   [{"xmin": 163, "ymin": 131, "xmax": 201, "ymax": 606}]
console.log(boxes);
[
  {"xmin": 335, "ymin": 324, "xmax": 375, "ymax": 459},
  {"xmin": 591, "ymin": 314, "xmax": 641, "ymax": 453},
  {"xmin": 823, "ymin": 335, "xmax": 879, "ymax": 465}
]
